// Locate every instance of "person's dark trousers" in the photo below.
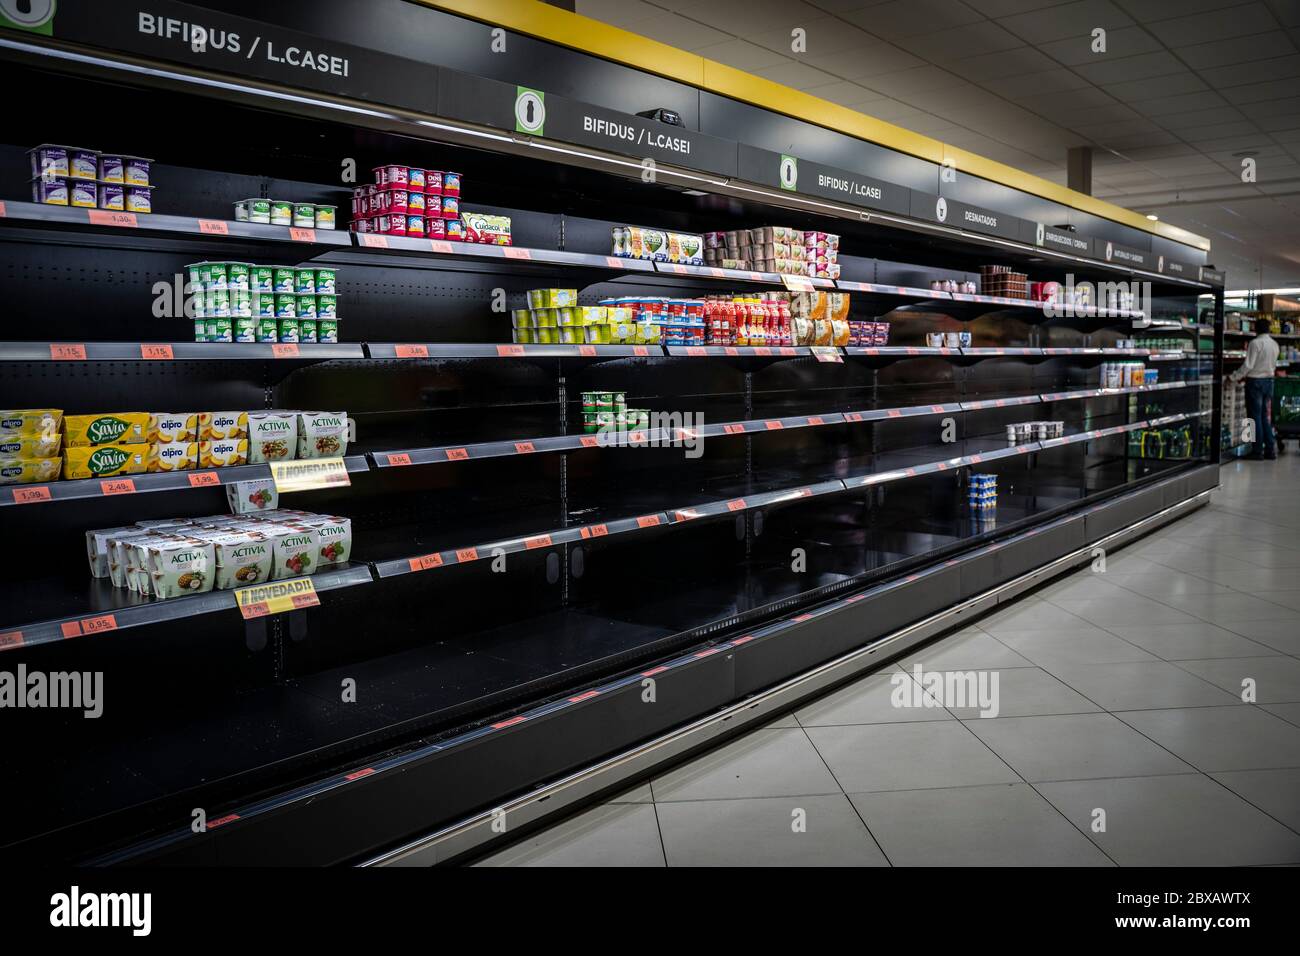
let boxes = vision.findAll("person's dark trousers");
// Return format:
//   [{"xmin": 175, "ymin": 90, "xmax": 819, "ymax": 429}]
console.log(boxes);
[{"xmin": 1245, "ymin": 377, "xmax": 1276, "ymax": 457}]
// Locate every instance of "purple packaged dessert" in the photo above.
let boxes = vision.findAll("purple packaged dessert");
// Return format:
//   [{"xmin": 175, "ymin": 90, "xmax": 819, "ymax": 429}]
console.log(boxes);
[
  {"xmin": 31, "ymin": 176, "xmax": 69, "ymax": 205},
  {"xmin": 124, "ymin": 185, "xmax": 153, "ymax": 214},
  {"xmin": 68, "ymin": 148, "xmax": 98, "ymax": 180},
  {"xmin": 69, "ymin": 179, "xmax": 97, "ymax": 208},
  {"xmin": 28, "ymin": 144, "xmax": 69, "ymax": 178},
  {"xmin": 123, "ymin": 156, "xmax": 152, "ymax": 187},
  {"xmin": 99, "ymin": 154, "xmax": 124, "ymax": 183},
  {"xmin": 97, "ymin": 183, "xmax": 125, "ymax": 211}
]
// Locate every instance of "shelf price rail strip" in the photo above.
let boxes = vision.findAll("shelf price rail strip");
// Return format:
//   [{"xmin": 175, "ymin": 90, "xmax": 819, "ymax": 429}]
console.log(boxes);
[
  {"xmin": 373, "ymin": 428, "xmax": 673, "ymax": 468},
  {"xmin": 0, "ymin": 565, "xmax": 372, "ymax": 653},
  {"xmin": 0, "ymin": 342, "xmax": 366, "ymax": 362},
  {"xmin": 355, "ymin": 233, "xmax": 657, "ymax": 273},
  {"xmin": 3, "ymin": 456, "xmax": 369, "ymax": 508}
]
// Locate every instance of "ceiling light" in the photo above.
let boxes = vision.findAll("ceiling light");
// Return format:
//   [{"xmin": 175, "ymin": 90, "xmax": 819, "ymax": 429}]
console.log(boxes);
[{"xmin": 1146, "ymin": 214, "xmax": 1158, "ymax": 221}]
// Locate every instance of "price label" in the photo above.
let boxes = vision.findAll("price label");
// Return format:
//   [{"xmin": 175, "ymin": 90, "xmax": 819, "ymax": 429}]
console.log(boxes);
[
  {"xmin": 394, "ymin": 344, "xmax": 429, "ymax": 358},
  {"xmin": 636, "ymin": 515, "xmax": 661, "ymax": 528},
  {"xmin": 709, "ymin": 267, "xmax": 725, "ymax": 278},
  {"xmin": 359, "ymin": 234, "xmax": 390, "ymax": 248},
  {"xmin": 845, "ymin": 413, "xmax": 863, "ymax": 423},
  {"xmin": 272, "ymin": 343, "xmax": 300, "ymax": 358},
  {"xmin": 88, "ymin": 210, "xmax": 137, "ymax": 228},
  {"xmin": 65, "ymin": 614, "xmax": 117, "ymax": 637},
  {"xmin": 632, "ymin": 346, "xmax": 649, "ymax": 356},
  {"xmin": 888, "ymin": 409, "xmax": 903, "ymax": 418},
  {"xmin": 11, "ymin": 486, "xmax": 51, "ymax": 504},
  {"xmin": 764, "ymin": 420, "xmax": 784, "ymax": 430},
  {"xmin": 100, "ymin": 478, "xmax": 136, "ymax": 496},
  {"xmin": 188, "ymin": 471, "xmax": 220, "ymax": 487},
  {"xmin": 496, "ymin": 344, "xmax": 525, "ymax": 357},
  {"xmin": 386, "ymin": 453, "xmax": 413, "ymax": 467},
  {"xmin": 724, "ymin": 347, "xmax": 739, "ymax": 356},
  {"xmin": 524, "ymin": 535, "xmax": 553, "ymax": 550},
  {"xmin": 628, "ymin": 431, "xmax": 647, "ymax": 444},
  {"xmin": 726, "ymin": 498, "xmax": 747, "ymax": 512},
  {"xmin": 579, "ymin": 436, "xmax": 598, "ymax": 448},
  {"xmin": 50, "ymin": 343, "xmax": 87, "ymax": 360},
  {"xmin": 584, "ymin": 524, "xmax": 609, "ymax": 537},
  {"xmin": 235, "ymin": 578, "xmax": 320, "ymax": 619},
  {"xmin": 0, "ymin": 631, "xmax": 23, "ymax": 649},
  {"xmin": 197, "ymin": 219, "xmax": 229, "ymax": 235},
  {"xmin": 931, "ymin": 405, "xmax": 946, "ymax": 413},
  {"xmin": 445, "ymin": 448, "xmax": 469, "ymax": 461},
  {"xmin": 578, "ymin": 345, "xmax": 596, "ymax": 356},
  {"xmin": 723, "ymin": 424, "xmax": 746, "ymax": 435},
  {"xmin": 502, "ymin": 247, "xmax": 531, "ymax": 260},
  {"xmin": 455, "ymin": 547, "xmax": 479, "ymax": 563},
  {"xmin": 514, "ymin": 442, "xmax": 536, "ymax": 454},
  {"xmin": 605, "ymin": 256, "xmax": 624, "ymax": 268},
  {"xmin": 270, "ymin": 457, "xmax": 351, "ymax": 493},
  {"xmin": 753, "ymin": 347, "xmax": 772, "ymax": 356},
  {"xmin": 780, "ymin": 273, "xmax": 815, "ymax": 293},
  {"xmin": 289, "ymin": 227, "xmax": 316, "ymax": 242},
  {"xmin": 685, "ymin": 346, "xmax": 707, "ymax": 356},
  {"xmin": 811, "ymin": 346, "xmax": 842, "ymax": 363},
  {"xmin": 429, "ymin": 240, "xmax": 453, "ymax": 254},
  {"xmin": 140, "ymin": 343, "xmax": 174, "ymax": 360},
  {"xmin": 807, "ymin": 416, "xmax": 825, "ymax": 426},
  {"xmin": 0, "ymin": 201, "xmax": 6, "ymax": 217},
  {"xmin": 670, "ymin": 264, "xmax": 688, "ymax": 274},
  {"xmin": 408, "ymin": 553, "xmax": 444, "ymax": 573}
]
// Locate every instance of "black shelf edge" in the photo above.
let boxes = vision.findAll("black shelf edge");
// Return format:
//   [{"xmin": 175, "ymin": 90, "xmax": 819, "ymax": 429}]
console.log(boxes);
[
  {"xmin": 365, "ymin": 342, "xmax": 656, "ymax": 359},
  {"xmin": 0, "ymin": 342, "xmax": 365, "ymax": 362},
  {"xmin": 0, "ymin": 200, "xmax": 350, "ymax": 247},
  {"xmin": 833, "ymin": 280, "xmax": 951, "ymax": 300},
  {"xmin": 664, "ymin": 344, "xmax": 811, "ymax": 358},
  {"xmin": 652, "ymin": 262, "xmax": 835, "ymax": 287},
  {"xmin": 668, "ymin": 479, "xmax": 846, "ymax": 522},
  {"xmin": 353, "ymin": 233, "xmax": 657, "ymax": 273},
  {"xmin": 843, "ymin": 346, "xmax": 959, "ymax": 358},
  {"xmin": 371, "ymin": 429, "xmax": 671, "ymax": 467},
  {"xmin": 3, "ymin": 455, "xmax": 368, "ymax": 508},
  {"xmin": 0, "ymin": 564, "xmax": 374, "ymax": 653}
]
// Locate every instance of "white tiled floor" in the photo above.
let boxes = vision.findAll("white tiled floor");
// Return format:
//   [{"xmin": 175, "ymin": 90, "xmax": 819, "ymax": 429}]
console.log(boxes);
[{"xmin": 477, "ymin": 457, "xmax": 1300, "ymax": 866}]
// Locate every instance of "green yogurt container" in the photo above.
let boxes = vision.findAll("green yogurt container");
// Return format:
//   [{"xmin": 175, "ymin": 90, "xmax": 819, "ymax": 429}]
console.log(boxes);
[
  {"xmin": 206, "ymin": 289, "xmax": 230, "ymax": 317},
  {"xmin": 246, "ymin": 198, "xmax": 271, "ymax": 224},
  {"xmin": 250, "ymin": 265, "xmax": 274, "ymax": 293},
  {"xmin": 294, "ymin": 267, "xmax": 316, "ymax": 294},
  {"xmin": 228, "ymin": 262, "xmax": 251, "ymax": 290},
  {"xmin": 270, "ymin": 200, "xmax": 293, "ymax": 226},
  {"xmin": 315, "ymin": 268, "xmax": 336, "ymax": 294},
  {"xmin": 317, "ymin": 318, "xmax": 338, "ymax": 343},
  {"xmin": 278, "ymin": 317, "xmax": 300, "ymax": 343},
  {"xmin": 186, "ymin": 263, "xmax": 204, "ymax": 291},
  {"xmin": 316, "ymin": 294, "xmax": 337, "ymax": 319},
  {"xmin": 207, "ymin": 262, "xmax": 229, "ymax": 290},
  {"xmin": 193, "ymin": 319, "xmax": 207, "ymax": 343},
  {"xmin": 299, "ymin": 319, "xmax": 318, "ymax": 343},
  {"xmin": 272, "ymin": 267, "xmax": 295, "ymax": 294},
  {"xmin": 297, "ymin": 294, "xmax": 317, "ymax": 319},
  {"xmin": 206, "ymin": 317, "xmax": 233, "ymax": 343},
  {"xmin": 231, "ymin": 288, "xmax": 251, "ymax": 317},
  {"xmin": 292, "ymin": 203, "xmax": 315, "ymax": 228},
  {"xmin": 234, "ymin": 316, "xmax": 256, "ymax": 343},
  {"xmin": 256, "ymin": 317, "xmax": 279, "ymax": 343},
  {"xmin": 274, "ymin": 293, "xmax": 297, "ymax": 319}
]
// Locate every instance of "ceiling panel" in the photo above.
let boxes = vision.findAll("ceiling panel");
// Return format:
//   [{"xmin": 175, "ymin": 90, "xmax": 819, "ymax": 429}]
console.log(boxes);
[
  {"xmin": 1145, "ymin": 2, "xmax": 1280, "ymax": 45},
  {"xmin": 1177, "ymin": 31, "xmax": 1295, "ymax": 68},
  {"xmin": 841, "ymin": 0, "xmax": 984, "ymax": 38}
]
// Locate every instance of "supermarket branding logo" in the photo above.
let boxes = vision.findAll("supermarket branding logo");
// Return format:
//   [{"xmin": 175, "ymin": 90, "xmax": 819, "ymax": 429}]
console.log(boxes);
[
  {"xmin": 0, "ymin": 665, "xmax": 103, "ymax": 718},
  {"xmin": 596, "ymin": 410, "xmax": 705, "ymax": 459},
  {"xmin": 891, "ymin": 665, "xmax": 1000, "ymax": 717},
  {"xmin": 50, "ymin": 886, "xmax": 151, "ymax": 937}
]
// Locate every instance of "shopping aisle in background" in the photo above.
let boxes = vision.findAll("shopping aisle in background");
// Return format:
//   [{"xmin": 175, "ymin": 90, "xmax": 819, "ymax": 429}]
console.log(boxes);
[{"xmin": 478, "ymin": 457, "xmax": 1300, "ymax": 867}]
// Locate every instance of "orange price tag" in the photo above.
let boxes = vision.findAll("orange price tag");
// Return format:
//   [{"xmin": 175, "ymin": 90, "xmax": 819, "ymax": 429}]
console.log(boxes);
[
  {"xmin": 636, "ymin": 515, "xmax": 661, "ymax": 528},
  {"xmin": 845, "ymin": 413, "xmax": 863, "ymax": 422},
  {"xmin": 579, "ymin": 436, "xmax": 598, "ymax": 447},
  {"xmin": 502, "ymin": 247, "xmax": 531, "ymax": 260},
  {"xmin": 888, "ymin": 409, "xmax": 902, "ymax": 418},
  {"xmin": 726, "ymin": 498, "xmax": 747, "ymax": 512},
  {"xmin": 408, "ymin": 553, "xmax": 444, "ymax": 572},
  {"xmin": 686, "ymin": 346, "xmax": 706, "ymax": 356},
  {"xmin": 359, "ymin": 234, "xmax": 390, "ymax": 248},
  {"xmin": 394, "ymin": 344, "xmax": 429, "ymax": 358},
  {"xmin": 140, "ymin": 343, "xmax": 174, "ymax": 360},
  {"xmin": 100, "ymin": 478, "xmax": 136, "ymax": 496},
  {"xmin": 197, "ymin": 219, "xmax": 229, "ymax": 235},
  {"xmin": 764, "ymin": 420, "xmax": 784, "ymax": 430},
  {"xmin": 578, "ymin": 345, "xmax": 596, "ymax": 356},
  {"xmin": 605, "ymin": 256, "xmax": 623, "ymax": 268},
  {"xmin": 671, "ymin": 264, "xmax": 687, "ymax": 274},
  {"xmin": 0, "ymin": 631, "xmax": 23, "ymax": 649},
  {"xmin": 514, "ymin": 442, "xmax": 536, "ymax": 454},
  {"xmin": 724, "ymin": 347, "xmax": 739, "ymax": 356},
  {"xmin": 272, "ymin": 343, "xmax": 300, "ymax": 358},
  {"xmin": 0, "ymin": 201, "xmax": 6, "ymax": 217},
  {"xmin": 80, "ymin": 614, "xmax": 118, "ymax": 635},
  {"xmin": 12, "ymin": 486, "xmax": 51, "ymax": 504},
  {"xmin": 586, "ymin": 524, "xmax": 609, "ymax": 537},
  {"xmin": 289, "ymin": 227, "xmax": 316, "ymax": 242},
  {"xmin": 429, "ymin": 240, "xmax": 453, "ymax": 253},
  {"xmin": 496, "ymin": 344, "xmax": 525, "ymax": 357},
  {"xmin": 60, "ymin": 621, "xmax": 82, "ymax": 639},
  {"xmin": 931, "ymin": 405, "xmax": 946, "ymax": 413},
  {"xmin": 524, "ymin": 535, "xmax": 553, "ymax": 550},
  {"xmin": 386, "ymin": 453, "xmax": 413, "ymax": 467},
  {"xmin": 455, "ymin": 547, "xmax": 479, "ymax": 563},
  {"xmin": 445, "ymin": 448, "xmax": 469, "ymax": 460},
  {"xmin": 50, "ymin": 343, "xmax": 87, "ymax": 360},
  {"xmin": 754, "ymin": 347, "xmax": 772, "ymax": 355},
  {"xmin": 633, "ymin": 346, "xmax": 649, "ymax": 356},
  {"xmin": 88, "ymin": 209, "xmax": 137, "ymax": 228},
  {"xmin": 723, "ymin": 424, "xmax": 745, "ymax": 435},
  {"xmin": 709, "ymin": 268, "xmax": 725, "ymax": 278},
  {"xmin": 628, "ymin": 431, "xmax": 646, "ymax": 443},
  {"xmin": 808, "ymin": 416, "xmax": 825, "ymax": 426},
  {"xmin": 187, "ymin": 471, "xmax": 220, "ymax": 487}
]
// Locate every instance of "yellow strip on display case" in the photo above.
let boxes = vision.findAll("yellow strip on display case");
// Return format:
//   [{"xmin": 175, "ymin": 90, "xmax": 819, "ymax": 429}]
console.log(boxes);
[{"xmin": 422, "ymin": 0, "xmax": 1209, "ymax": 251}]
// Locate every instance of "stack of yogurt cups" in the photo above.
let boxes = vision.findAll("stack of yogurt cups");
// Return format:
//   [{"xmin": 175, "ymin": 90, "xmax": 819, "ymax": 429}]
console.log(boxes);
[{"xmin": 28, "ymin": 144, "xmax": 154, "ymax": 214}]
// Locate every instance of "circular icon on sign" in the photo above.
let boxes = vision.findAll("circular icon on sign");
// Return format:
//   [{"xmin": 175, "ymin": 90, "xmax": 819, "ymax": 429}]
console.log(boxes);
[
  {"xmin": 935, "ymin": 197, "xmax": 948, "ymax": 222},
  {"xmin": 1035, "ymin": 223, "xmax": 1045, "ymax": 246},
  {"xmin": 1158, "ymin": 255, "xmax": 1165, "ymax": 273},
  {"xmin": 1104, "ymin": 241, "xmax": 1113, "ymax": 261},
  {"xmin": 779, "ymin": 155, "xmax": 798, "ymax": 191},
  {"xmin": 0, "ymin": 0, "xmax": 56, "ymax": 28},
  {"xmin": 514, "ymin": 89, "xmax": 545, "ymax": 135}
]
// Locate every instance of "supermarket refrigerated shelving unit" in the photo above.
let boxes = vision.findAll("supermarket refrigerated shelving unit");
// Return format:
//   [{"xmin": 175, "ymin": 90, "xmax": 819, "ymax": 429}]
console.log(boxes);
[{"xmin": 0, "ymin": 9, "xmax": 1224, "ymax": 867}]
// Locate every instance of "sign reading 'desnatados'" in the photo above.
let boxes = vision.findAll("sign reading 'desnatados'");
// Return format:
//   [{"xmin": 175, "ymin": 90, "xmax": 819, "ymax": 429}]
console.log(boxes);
[
  {"xmin": 11, "ymin": 0, "xmax": 439, "ymax": 114},
  {"xmin": 909, "ymin": 191, "xmax": 1027, "ymax": 242},
  {"xmin": 735, "ymin": 146, "xmax": 911, "ymax": 216}
]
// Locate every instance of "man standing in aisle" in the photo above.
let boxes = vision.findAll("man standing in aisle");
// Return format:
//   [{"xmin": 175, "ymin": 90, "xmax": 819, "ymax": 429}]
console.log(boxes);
[{"xmin": 1231, "ymin": 317, "xmax": 1280, "ymax": 460}]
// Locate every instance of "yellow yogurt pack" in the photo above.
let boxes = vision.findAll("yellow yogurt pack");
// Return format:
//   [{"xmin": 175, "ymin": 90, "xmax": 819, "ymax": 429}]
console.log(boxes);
[
  {"xmin": 0, "ymin": 432, "xmax": 62, "ymax": 458},
  {"xmin": 148, "ymin": 441, "xmax": 199, "ymax": 472},
  {"xmin": 200, "ymin": 411, "xmax": 249, "ymax": 441},
  {"xmin": 64, "ymin": 412, "xmax": 149, "ymax": 447},
  {"xmin": 200, "ymin": 438, "xmax": 249, "ymax": 468},
  {"xmin": 149, "ymin": 412, "xmax": 199, "ymax": 443},
  {"xmin": 0, "ymin": 409, "xmax": 63, "ymax": 435},
  {"xmin": 0, "ymin": 457, "xmax": 62, "ymax": 485},
  {"xmin": 63, "ymin": 443, "xmax": 148, "ymax": 479}
]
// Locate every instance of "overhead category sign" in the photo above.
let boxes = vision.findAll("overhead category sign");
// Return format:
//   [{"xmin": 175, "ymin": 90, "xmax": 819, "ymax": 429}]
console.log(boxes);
[
  {"xmin": 1034, "ymin": 223, "xmax": 1094, "ymax": 257},
  {"xmin": 437, "ymin": 69, "xmax": 739, "ymax": 177},
  {"xmin": 24, "ymin": 0, "xmax": 439, "ymax": 113},
  {"xmin": 1099, "ymin": 240, "xmax": 1153, "ymax": 270},
  {"xmin": 909, "ymin": 191, "xmax": 1027, "ymax": 242},
  {"xmin": 736, "ymin": 146, "xmax": 912, "ymax": 216}
]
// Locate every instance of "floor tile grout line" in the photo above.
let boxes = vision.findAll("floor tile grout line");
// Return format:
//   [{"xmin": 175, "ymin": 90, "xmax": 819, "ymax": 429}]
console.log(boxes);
[
  {"xmin": 649, "ymin": 798, "xmax": 670, "ymax": 868},
  {"xmin": 795, "ymin": 723, "xmax": 895, "ymax": 866}
]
